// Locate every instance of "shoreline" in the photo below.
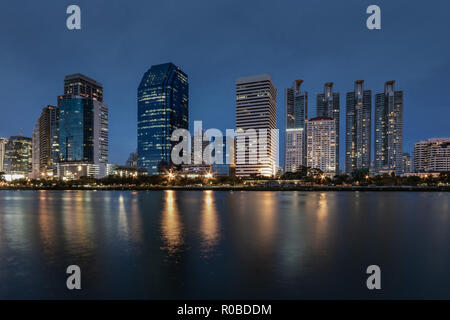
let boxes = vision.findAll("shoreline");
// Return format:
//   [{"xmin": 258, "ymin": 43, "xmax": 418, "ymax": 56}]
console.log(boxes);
[{"xmin": 0, "ymin": 185, "xmax": 449, "ymax": 192}]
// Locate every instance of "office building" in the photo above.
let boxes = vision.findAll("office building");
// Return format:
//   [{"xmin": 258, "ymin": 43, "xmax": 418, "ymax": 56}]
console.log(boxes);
[
  {"xmin": 345, "ymin": 80, "xmax": 371, "ymax": 174},
  {"xmin": 137, "ymin": 63, "xmax": 188, "ymax": 175},
  {"xmin": 58, "ymin": 74, "xmax": 109, "ymax": 179},
  {"xmin": 236, "ymin": 74, "xmax": 277, "ymax": 177}
]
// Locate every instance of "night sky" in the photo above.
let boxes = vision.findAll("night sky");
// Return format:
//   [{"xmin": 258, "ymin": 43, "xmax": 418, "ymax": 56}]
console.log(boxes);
[{"xmin": 1, "ymin": 0, "xmax": 449, "ymax": 167}]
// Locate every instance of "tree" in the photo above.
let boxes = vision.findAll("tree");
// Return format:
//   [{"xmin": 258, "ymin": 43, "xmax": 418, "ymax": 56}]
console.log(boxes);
[
  {"xmin": 281, "ymin": 166, "xmax": 308, "ymax": 180},
  {"xmin": 0, "ymin": 171, "xmax": 5, "ymax": 182},
  {"xmin": 333, "ymin": 174, "xmax": 352, "ymax": 185},
  {"xmin": 439, "ymin": 172, "xmax": 450, "ymax": 184}
]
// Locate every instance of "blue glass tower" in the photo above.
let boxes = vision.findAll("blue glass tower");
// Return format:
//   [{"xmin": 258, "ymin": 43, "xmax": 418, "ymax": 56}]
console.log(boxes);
[
  {"xmin": 58, "ymin": 74, "xmax": 108, "ymax": 166},
  {"xmin": 58, "ymin": 98, "xmax": 94, "ymax": 162},
  {"xmin": 138, "ymin": 63, "xmax": 189, "ymax": 174}
]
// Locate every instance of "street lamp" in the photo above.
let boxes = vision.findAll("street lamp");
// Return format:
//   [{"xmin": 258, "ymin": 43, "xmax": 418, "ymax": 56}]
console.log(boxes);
[{"xmin": 205, "ymin": 172, "xmax": 213, "ymax": 179}]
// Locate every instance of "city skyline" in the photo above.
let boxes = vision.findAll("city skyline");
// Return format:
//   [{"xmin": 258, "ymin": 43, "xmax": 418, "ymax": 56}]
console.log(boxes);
[
  {"xmin": 0, "ymin": 68, "xmax": 434, "ymax": 169},
  {"xmin": 1, "ymin": 1, "xmax": 449, "ymax": 166},
  {"xmin": 0, "ymin": 69, "xmax": 448, "ymax": 174}
]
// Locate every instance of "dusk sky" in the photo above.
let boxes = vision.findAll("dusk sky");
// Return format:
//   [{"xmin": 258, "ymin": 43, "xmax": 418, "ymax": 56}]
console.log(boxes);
[{"xmin": 1, "ymin": 0, "xmax": 449, "ymax": 166}]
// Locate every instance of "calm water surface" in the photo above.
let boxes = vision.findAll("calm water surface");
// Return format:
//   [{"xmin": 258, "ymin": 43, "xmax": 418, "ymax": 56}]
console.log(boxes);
[{"xmin": 0, "ymin": 190, "xmax": 449, "ymax": 299}]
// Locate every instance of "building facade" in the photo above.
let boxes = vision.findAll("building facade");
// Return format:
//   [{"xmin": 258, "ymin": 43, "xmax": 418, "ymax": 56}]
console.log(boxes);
[
  {"xmin": 235, "ymin": 74, "xmax": 277, "ymax": 177},
  {"xmin": 402, "ymin": 152, "xmax": 413, "ymax": 174},
  {"xmin": 0, "ymin": 138, "xmax": 9, "ymax": 173},
  {"xmin": 285, "ymin": 128, "xmax": 304, "ymax": 173},
  {"xmin": 3, "ymin": 136, "xmax": 32, "ymax": 180},
  {"xmin": 375, "ymin": 81, "xmax": 403, "ymax": 175},
  {"xmin": 345, "ymin": 80, "xmax": 371, "ymax": 174},
  {"xmin": 285, "ymin": 80, "xmax": 307, "ymax": 173},
  {"xmin": 306, "ymin": 117, "xmax": 337, "ymax": 177},
  {"xmin": 32, "ymin": 123, "xmax": 40, "ymax": 179},
  {"xmin": 317, "ymin": 82, "xmax": 340, "ymax": 173},
  {"xmin": 58, "ymin": 74, "xmax": 109, "ymax": 178},
  {"xmin": 210, "ymin": 135, "xmax": 235, "ymax": 177},
  {"xmin": 126, "ymin": 151, "xmax": 138, "ymax": 168},
  {"xmin": 137, "ymin": 63, "xmax": 188, "ymax": 175},
  {"xmin": 414, "ymin": 138, "xmax": 450, "ymax": 172},
  {"xmin": 35, "ymin": 105, "xmax": 59, "ymax": 178}
]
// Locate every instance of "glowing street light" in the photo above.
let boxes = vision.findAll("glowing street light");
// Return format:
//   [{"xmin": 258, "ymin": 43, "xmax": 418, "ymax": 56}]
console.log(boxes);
[{"xmin": 205, "ymin": 172, "xmax": 213, "ymax": 179}]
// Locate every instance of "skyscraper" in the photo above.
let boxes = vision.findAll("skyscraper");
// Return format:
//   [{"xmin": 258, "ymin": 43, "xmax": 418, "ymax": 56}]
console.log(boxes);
[
  {"xmin": 137, "ymin": 63, "xmax": 189, "ymax": 175},
  {"xmin": 34, "ymin": 105, "xmax": 59, "ymax": 178},
  {"xmin": 345, "ymin": 80, "xmax": 371, "ymax": 174},
  {"xmin": 235, "ymin": 74, "xmax": 277, "ymax": 177},
  {"xmin": 306, "ymin": 117, "xmax": 337, "ymax": 177},
  {"xmin": 317, "ymin": 82, "xmax": 340, "ymax": 173},
  {"xmin": 3, "ymin": 136, "xmax": 32, "ymax": 179},
  {"xmin": 0, "ymin": 138, "xmax": 9, "ymax": 173},
  {"xmin": 285, "ymin": 80, "xmax": 307, "ymax": 173},
  {"xmin": 32, "ymin": 123, "xmax": 40, "ymax": 179},
  {"xmin": 375, "ymin": 81, "xmax": 403, "ymax": 175},
  {"xmin": 58, "ymin": 74, "xmax": 109, "ymax": 179}
]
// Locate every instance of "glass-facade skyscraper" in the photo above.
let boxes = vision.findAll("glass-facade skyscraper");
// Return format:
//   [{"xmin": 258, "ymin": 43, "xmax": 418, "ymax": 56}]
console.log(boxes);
[
  {"xmin": 58, "ymin": 74, "xmax": 109, "ymax": 178},
  {"xmin": 317, "ymin": 82, "xmax": 340, "ymax": 173},
  {"xmin": 345, "ymin": 80, "xmax": 372, "ymax": 174},
  {"xmin": 137, "ymin": 63, "xmax": 189, "ymax": 175},
  {"xmin": 375, "ymin": 81, "xmax": 403, "ymax": 175}
]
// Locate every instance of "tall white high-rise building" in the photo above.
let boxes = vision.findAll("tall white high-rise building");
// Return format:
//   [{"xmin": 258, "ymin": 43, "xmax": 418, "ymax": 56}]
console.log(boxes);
[
  {"xmin": 235, "ymin": 74, "xmax": 277, "ymax": 177},
  {"xmin": 306, "ymin": 117, "xmax": 337, "ymax": 177}
]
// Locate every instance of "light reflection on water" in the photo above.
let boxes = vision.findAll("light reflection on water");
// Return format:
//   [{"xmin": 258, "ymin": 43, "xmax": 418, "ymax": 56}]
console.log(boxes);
[
  {"xmin": 160, "ymin": 190, "xmax": 184, "ymax": 256},
  {"xmin": 199, "ymin": 190, "xmax": 219, "ymax": 256},
  {"xmin": 0, "ymin": 190, "xmax": 449, "ymax": 299}
]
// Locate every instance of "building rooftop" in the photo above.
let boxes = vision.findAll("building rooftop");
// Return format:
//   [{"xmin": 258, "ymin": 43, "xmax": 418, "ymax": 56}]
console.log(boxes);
[
  {"xmin": 236, "ymin": 74, "xmax": 272, "ymax": 84},
  {"xmin": 64, "ymin": 73, "xmax": 102, "ymax": 87}
]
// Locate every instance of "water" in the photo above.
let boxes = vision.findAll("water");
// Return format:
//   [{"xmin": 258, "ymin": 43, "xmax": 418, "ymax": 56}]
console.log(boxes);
[{"xmin": 0, "ymin": 190, "xmax": 449, "ymax": 299}]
